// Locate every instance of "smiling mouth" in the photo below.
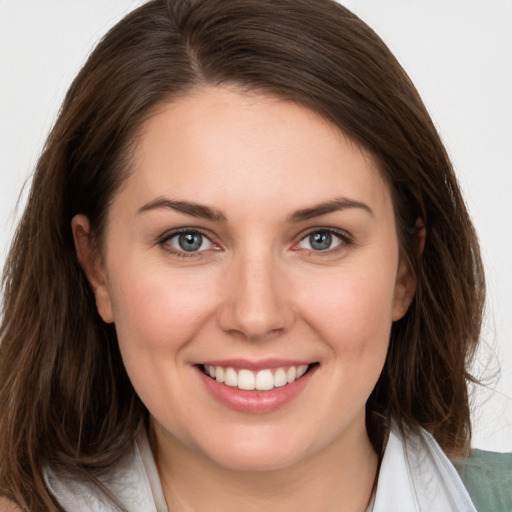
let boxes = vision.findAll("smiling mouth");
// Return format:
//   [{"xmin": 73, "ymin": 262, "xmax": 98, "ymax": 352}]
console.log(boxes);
[{"xmin": 199, "ymin": 363, "xmax": 317, "ymax": 391}]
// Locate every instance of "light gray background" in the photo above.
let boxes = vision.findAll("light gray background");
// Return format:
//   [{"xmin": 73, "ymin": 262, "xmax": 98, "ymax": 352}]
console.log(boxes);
[{"xmin": 1, "ymin": 0, "xmax": 511, "ymax": 451}]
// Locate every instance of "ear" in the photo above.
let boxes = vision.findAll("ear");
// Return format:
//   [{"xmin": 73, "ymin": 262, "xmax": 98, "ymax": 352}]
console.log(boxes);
[
  {"xmin": 72, "ymin": 214, "xmax": 114, "ymax": 323},
  {"xmin": 392, "ymin": 218, "xmax": 426, "ymax": 321}
]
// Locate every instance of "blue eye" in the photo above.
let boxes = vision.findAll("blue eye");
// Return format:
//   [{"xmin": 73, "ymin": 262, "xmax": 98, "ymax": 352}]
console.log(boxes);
[
  {"xmin": 166, "ymin": 231, "xmax": 213, "ymax": 252},
  {"xmin": 298, "ymin": 230, "xmax": 343, "ymax": 251}
]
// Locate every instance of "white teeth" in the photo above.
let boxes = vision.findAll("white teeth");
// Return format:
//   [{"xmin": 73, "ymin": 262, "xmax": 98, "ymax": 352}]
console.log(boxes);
[
  {"xmin": 255, "ymin": 369, "xmax": 274, "ymax": 391},
  {"xmin": 204, "ymin": 364, "xmax": 312, "ymax": 390},
  {"xmin": 273, "ymin": 368, "xmax": 287, "ymax": 388},
  {"xmin": 297, "ymin": 365, "xmax": 308, "ymax": 378},
  {"xmin": 215, "ymin": 366, "xmax": 225, "ymax": 383},
  {"xmin": 224, "ymin": 367, "xmax": 238, "ymax": 387},
  {"xmin": 238, "ymin": 369, "xmax": 255, "ymax": 390},
  {"xmin": 286, "ymin": 366, "xmax": 297, "ymax": 383}
]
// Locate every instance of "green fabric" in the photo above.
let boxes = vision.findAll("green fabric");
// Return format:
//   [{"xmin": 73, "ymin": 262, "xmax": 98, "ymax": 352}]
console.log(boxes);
[{"xmin": 453, "ymin": 449, "xmax": 512, "ymax": 512}]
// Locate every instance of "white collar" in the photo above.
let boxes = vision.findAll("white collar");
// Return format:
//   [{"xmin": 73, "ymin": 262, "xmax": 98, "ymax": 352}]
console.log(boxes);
[
  {"xmin": 372, "ymin": 422, "xmax": 477, "ymax": 511},
  {"xmin": 44, "ymin": 431, "xmax": 166, "ymax": 512}
]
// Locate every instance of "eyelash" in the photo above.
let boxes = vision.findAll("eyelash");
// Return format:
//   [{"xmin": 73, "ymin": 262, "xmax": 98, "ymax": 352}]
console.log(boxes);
[
  {"xmin": 157, "ymin": 228, "xmax": 219, "ymax": 258},
  {"xmin": 157, "ymin": 227, "xmax": 353, "ymax": 258},
  {"xmin": 294, "ymin": 227, "xmax": 353, "ymax": 256}
]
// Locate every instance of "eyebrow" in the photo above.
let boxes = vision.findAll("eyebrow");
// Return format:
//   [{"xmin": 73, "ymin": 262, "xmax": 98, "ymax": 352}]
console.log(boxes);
[
  {"xmin": 137, "ymin": 198, "xmax": 227, "ymax": 222},
  {"xmin": 136, "ymin": 196, "xmax": 373, "ymax": 223},
  {"xmin": 287, "ymin": 197, "xmax": 374, "ymax": 222}
]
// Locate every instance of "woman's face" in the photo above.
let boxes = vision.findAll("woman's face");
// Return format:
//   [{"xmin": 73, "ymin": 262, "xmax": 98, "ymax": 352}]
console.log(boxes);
[{"xmin": 75, "ymin": 86, "xmax": 414, "ymax": 471}]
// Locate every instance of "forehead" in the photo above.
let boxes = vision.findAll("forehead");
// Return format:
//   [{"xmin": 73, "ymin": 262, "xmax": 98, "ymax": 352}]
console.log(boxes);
[{"xmin": 119, "ymin": 86, "xmax": 391, "ymax": 218}]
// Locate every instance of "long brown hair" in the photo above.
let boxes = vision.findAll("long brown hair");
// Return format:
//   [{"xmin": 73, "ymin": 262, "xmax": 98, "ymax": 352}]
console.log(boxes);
[{"xmin": 0, "ymin": 0, "xmax": 485, "ymax": 509}]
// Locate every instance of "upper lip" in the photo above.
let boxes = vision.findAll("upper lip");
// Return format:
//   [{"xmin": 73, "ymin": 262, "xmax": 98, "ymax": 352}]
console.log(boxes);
[{"xmin": 195, "ymin": 358, "xmax": 315, "ymax": 371}]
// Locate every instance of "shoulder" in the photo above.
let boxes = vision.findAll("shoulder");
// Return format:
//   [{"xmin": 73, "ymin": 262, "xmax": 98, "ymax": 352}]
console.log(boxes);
[
  {"xmin": 453, "ymin": 449, "xmax": 512, "ymax": 512},
  {"xmin": 0, "ymin": 497, "xmax": 23, "ymax": 512}
]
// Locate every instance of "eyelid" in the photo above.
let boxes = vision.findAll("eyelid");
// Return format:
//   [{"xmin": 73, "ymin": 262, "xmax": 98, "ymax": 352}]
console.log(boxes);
[
  {"xmin": 292, "ymin": 227, "xmax": 353, "ymax": 253},
  {"xmin": 156, "ymin": 226, "xmax": 353, "ymax": 257},
  {"xmin": 157, "ymin": 227, "xmax": 221, "ymax": 256}
]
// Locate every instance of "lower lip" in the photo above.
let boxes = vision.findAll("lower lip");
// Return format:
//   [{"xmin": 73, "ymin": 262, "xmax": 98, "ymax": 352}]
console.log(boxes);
[{"xmin": 196, "ymin": 365, "xmax": 317, "ymax": 413}]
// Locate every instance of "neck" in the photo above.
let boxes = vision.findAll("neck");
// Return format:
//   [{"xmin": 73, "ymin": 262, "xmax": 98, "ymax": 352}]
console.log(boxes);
[{"xmin": 150, "ymin": 415, "xmax": 378, "ymax": 512}]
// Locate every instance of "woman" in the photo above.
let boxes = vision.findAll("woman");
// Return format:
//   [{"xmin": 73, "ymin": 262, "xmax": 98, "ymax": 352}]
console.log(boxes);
[{"xmin": 0, "ymin": 0, "xmax": 509, "ymax": 510}]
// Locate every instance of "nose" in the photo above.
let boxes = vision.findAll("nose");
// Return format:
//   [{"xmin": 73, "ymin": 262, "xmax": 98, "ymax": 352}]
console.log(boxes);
[{"xmin": 217, "ymin": 252, "xmax": 295, "ymax": 341}]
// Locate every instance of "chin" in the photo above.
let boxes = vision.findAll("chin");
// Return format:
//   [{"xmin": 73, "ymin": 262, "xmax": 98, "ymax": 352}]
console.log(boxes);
[
  {"xmin": 208, "ymin": 447, "xmax": 305, "ymax": 473},
  {"xmin": 195, "ymin": 428, "xmax": 317, "ymax": 473}
]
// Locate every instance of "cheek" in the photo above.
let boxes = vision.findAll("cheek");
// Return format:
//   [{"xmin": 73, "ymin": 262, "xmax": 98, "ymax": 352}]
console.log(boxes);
[
  {"xmin": 282, "ymin": 258, "xmax": 397, "ymax": 443},
  {"xmin": 295, "ymin": 258, "xmax": 397, "ymax": 357},
  {"xmin": 107, "ymin": 261, "xmax": 218, "ymax": 354},
  {"xmin": 105, "ymin": 262, "xmax": 221, "ymax": 432}
]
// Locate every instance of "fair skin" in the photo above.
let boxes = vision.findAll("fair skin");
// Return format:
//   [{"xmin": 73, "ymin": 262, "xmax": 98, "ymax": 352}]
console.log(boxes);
[
  {"xmin": 73, "ymin": 86, "xmax": 416, "ymax": 512},
  {"xmin": 0, "ymin": 498, "xmax": 21, "ymax": 512}
]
